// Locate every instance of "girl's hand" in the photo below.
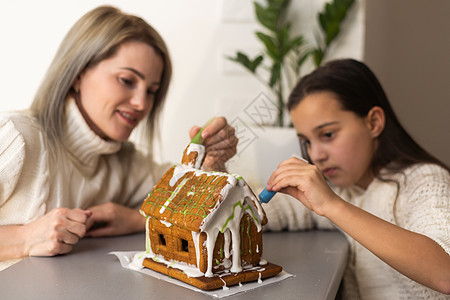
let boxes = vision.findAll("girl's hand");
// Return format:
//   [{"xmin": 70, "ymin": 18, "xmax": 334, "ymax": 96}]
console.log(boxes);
[
  {"xmin": 23, "ymin": 208, "xmax": 91, "ymax": 257},
  {"xmin": 189, "ymin": 117, "xmax": 238, "ymax": 172},
  {"xmin": 266, "ymin": 157, "xmax": 340, "ymax": 216},
  {"xmin": 85, "ymin": 202, "xmax": 145, "ymax": 237}
]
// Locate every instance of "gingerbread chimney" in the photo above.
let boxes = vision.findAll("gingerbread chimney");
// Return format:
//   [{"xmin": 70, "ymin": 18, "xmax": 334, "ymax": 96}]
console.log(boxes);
[{"xmin": 181, "ymin": 143, "xmax": 205, "ymax": 169}]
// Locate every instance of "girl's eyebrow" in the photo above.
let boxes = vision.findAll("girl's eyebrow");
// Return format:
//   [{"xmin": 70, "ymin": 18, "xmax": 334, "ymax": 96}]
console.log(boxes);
[
  {"xmin": 314, "ymin": 121, "xmax": 339, "ymax": 132},
  {"xmin": 297, "ymin": 121, "xmax": 340, "ymax": 139}
]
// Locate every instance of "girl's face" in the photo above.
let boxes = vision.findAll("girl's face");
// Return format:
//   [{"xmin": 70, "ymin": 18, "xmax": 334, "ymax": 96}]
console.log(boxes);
[
  {"xmin": 74, "ymin": 41, "xmax": 164, "ymax": 142},
  {"xmin": 290, "ymin": 91, "xmax": 383, "ymax": 189}
]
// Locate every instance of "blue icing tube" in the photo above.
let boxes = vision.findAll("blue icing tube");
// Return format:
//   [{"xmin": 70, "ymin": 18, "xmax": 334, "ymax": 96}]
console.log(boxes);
[
  {"xmin": 259, "ymin": 154, "xmax": 308, "ymax": 204},
  {"xmin": 259, "ymin": 187, "xmax": 276, "ymax": 203}
]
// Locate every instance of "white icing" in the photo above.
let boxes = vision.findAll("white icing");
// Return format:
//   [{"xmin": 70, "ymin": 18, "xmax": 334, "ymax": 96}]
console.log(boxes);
[
  {"xmin": 197, "ymin": 178, "xmax": 265, "ymax": 276},
  {"xmin": 169, "ymin": 165, "xmax": 189, "ymax": 186},
  {"xmin": 129, "ymin": 252, "xmax": 146, "ymax": 271},
  {"xmin": 198, "ymin": 176, "xmax": 237, "ymax": 231},
  {"xmin": 215, "ymin": 257, "xmax": 232, "ymax": 269},
  {"xmin": 130, "ymin": 251, "xmax": 204, "ymax": 277},
  {"xmin": 145, "ymin": 217, "xmax": 154, "ymax": 256},
  {"xmin": 205, "ymin": 227, "xmax": 220, "ymax": 277},
  {"xmin": 192, "ymin": 231, "xmax": 201, "ymax": 268},
  {"xmin": 223, "ymin": 229, "xmax": 231, "ymax": 259},
  {"xmin": 258, "ymin": 272, "xmax": 262, "ymax": 283},
  {"xmin": 223, "ymin": 258, "xmax": 232, "ymax": 269},
  {"xmin": 160, "ymin": 177, "xmax": 188, "ymax": 214},
  {"xmin": 242, "ymin": 184, "xmax": 265, "ymax": 231},
  {"xmin": 219, "ymin": 277, "xmax": 229, "ymax": 290},
  {"xmin": 185, "ymin": 143, "xmax": 205, "ymax": 169},
  {"xmin": 160, "ymin": 220, "xmax": 172, "ymax": 227},
  {"xmin": 259, "ymin": 258, "xmax": 268, "ymax": 265}
]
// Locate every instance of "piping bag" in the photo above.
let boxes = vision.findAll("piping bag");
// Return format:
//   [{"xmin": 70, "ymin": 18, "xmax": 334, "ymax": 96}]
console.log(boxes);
[
  {"xmin": 190, "ymin": 118, "xmax": 215, "ymax": 145},
  {"xmin": 259, "ymin": 154, "xmax": 309, "ymax": 204}
]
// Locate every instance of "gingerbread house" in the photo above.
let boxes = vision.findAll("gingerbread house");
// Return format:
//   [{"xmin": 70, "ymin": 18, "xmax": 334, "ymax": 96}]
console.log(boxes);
[{"xmin": 138, "ymin": 143, "xmax": 282, "ymax": 290}]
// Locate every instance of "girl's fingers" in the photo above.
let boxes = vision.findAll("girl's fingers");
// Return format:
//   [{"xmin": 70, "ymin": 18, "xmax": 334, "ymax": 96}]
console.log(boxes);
[{"xmin": 268, "ymin": 158, "xmax": 311, "ymax": 187}]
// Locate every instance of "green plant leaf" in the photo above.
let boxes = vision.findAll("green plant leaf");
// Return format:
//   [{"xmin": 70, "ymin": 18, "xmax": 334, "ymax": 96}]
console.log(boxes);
[
  {"xmin": 254, "ymin": 2, "xmax": 277, "ymax": 32},
  {"xmin": 256, "ymin": 32, "xmax": 281, "ymax": 61},
  {"xmin": 254, "ymin": 0, "xmax": 290, "ymax": 32},
  {"xmin": 312, "ymin": 49, "xmax": 324, "ymax": 67},
  {"xmin": 227, "ymin": 0, "xmax": 355, "ymax": 127},
  {"xmin": 249, "ymin": 55, "xmax": 264, "ymax": 72},
  {"xmin": 318, "ymin": 0, "xmax": 355, "ymax": 47},
  {"xmin": 227, "ymin": 51, "xmax": 264, "ymax": 73},
  {"xmin": 269, "ymin": 62, "xmax": 281, "ymax": 87},
  {"xmin": 277, "ymin": 24, "xmax": 289, "ymax": 54},
  {"xmin": 286, "ymin": 35, "xmax": 304, "ymax": 54}
]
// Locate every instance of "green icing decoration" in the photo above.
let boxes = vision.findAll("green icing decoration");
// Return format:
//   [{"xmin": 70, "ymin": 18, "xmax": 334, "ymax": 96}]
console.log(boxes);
[
  {"xmin": 232, "ymin": 174, "xmax": 243, "ymax": 180},
  {"xmin": 159, "ymin": 178, "xmax": 189, "ymax": 212},
  {"xmin": 142, "ymin": 162, "xmax": 259, "ymax": 239},
  {"xmin": 219, "ymin": 239, "xmax": 224, "ymax": 258},
  {"xmin": 143, "ymin": 173, "xmax": 230, "ymax": 224},
  {"xmin": 246, "ymin": 215, "xmax": 252, "ymax": 254},
  {"xmin": 220, "ymin": 201, "xmax": 260, "ymax": 233}
]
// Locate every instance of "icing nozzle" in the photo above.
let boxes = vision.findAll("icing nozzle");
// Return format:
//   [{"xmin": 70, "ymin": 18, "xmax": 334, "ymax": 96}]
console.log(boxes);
[{"xmin": 259, "ymin": 187, "xmax": 276, "ymax": 204}]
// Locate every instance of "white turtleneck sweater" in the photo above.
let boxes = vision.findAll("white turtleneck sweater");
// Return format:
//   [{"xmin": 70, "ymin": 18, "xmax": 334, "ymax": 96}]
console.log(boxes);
[
  {"xmin": 0, "ymin": 98, "xmax": 169, "ymax": 270},
  {"xmin": 262, "ymin": 163, "xmax": 450, "ymax": 299}
]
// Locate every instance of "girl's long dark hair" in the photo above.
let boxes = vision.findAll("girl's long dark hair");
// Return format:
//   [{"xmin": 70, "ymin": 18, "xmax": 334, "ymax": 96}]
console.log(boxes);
[{"xmin": 288, "ymin": 58, "xmax": 449, "ymax": 175}]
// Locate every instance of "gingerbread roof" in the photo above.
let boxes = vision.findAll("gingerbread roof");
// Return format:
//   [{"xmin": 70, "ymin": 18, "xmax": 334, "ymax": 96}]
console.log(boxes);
[
  {"xmin": 140, "ymin": 165, "xmax": 255, "ymax": 232},
  {"xmin": 140, "ymin": 143, "xmax": 266, "ymax": 232}
]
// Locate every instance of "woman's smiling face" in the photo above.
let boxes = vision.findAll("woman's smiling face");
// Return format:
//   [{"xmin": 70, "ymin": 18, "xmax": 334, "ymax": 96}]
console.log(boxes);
[
  {"xmin": 290, "ymin": 91, "xmax": 381, "ymax": 189},
  {"xmin": 74, "ymin": 40, "xmax": 164, "ymax": 142}
]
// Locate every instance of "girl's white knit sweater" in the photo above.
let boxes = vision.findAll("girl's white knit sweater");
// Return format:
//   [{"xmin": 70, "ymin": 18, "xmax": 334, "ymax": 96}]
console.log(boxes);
[
  {"xmin": 262, "ymin": 163, "xmax": 450, "ymax": 299},
  {"xmin": 0, "ymin": 98, "xmax": 168, "ymax": 270}
]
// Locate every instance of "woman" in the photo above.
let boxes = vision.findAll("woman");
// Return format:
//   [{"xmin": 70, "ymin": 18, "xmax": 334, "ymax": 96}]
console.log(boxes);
[
  {"xmin": 0, "ymin": 6, "xmax": 237, "ymax": 270},
  {"xmin": 263, "ymin": 59, "xmax": 450, "ymax": 298}
]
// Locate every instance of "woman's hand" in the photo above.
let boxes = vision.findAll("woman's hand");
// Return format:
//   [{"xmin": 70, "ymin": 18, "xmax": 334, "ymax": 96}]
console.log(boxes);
[
  {"xmin": 85, "ymin": 202, "xmax": 145, "ymax": 237},
  {"xmin": 23, "ymin": 208, "xmax": 91, "ymax": 257},
  {"xmin": 266, "ymin": 156, "xmax": 340, "ymax": 216},
  {"xmin": 189, "ymin": 116, "xmax": 238, "ymax": 172}
]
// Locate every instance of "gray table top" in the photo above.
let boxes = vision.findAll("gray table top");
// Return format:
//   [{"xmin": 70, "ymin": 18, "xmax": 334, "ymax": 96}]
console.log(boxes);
[{"xmin": 0, "ymin": 230, "xmax": 348, "ymax": 300}]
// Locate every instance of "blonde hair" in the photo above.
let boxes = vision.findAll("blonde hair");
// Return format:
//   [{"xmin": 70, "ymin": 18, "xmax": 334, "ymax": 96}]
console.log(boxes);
[{"xmin": 30, "ymin": 5, "xmax": 172, "ymax": 160}]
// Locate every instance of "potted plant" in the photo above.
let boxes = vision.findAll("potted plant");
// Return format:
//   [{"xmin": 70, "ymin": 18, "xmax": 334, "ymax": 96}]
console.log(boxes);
[
  {"xmin": 228, "ymin": 0, "xmax": 355, "ymax": 127},
  {"xmin": 226, "ymin": 0, "xmax": 356, "ymax": 187}
]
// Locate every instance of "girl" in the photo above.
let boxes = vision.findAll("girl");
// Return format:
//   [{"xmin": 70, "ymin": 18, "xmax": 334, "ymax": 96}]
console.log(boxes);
[
  {"xmin": 263, "ymin": 59, "xmax": 450, "ymax": 298},
  {"xmin": 0, "ymin": 6, "xmax": 237, "ymax": 270}
]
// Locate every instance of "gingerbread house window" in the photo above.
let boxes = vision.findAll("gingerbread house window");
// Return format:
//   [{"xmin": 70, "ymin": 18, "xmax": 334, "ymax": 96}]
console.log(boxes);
[
  {"xmin": 181, "ymin": 239, "xmax": 189, "ymax": 252},
  {"xmin": 159, "ymin": 234, "xmax": 166, "ymax": 246}
]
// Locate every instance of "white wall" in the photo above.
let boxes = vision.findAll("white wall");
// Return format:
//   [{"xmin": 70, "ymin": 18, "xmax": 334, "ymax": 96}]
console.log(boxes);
[{"xmin": 0, "ymin": 0, "xmax": 365, "ymax": 182}]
